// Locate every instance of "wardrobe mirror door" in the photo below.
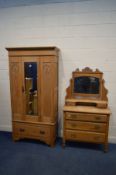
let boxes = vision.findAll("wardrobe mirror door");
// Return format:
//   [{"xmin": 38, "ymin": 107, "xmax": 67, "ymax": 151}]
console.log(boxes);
[{"xmin": 24, "ymin": 62, "xmax": 38, "ymax": 116}]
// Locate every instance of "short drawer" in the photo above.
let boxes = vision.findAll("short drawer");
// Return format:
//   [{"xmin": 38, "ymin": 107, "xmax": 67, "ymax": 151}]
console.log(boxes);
[
  {"xmin": 13, "ymin": 123, "xmax": 37, "ymax": 136},
  {"xmin": 13, "ymin": 122, "xmax": 50, "ymax": 138},
  {"xmin": 65, "ymin": 121, "xmax": 106, "ymax": 132},
  {"xmin": 65, "ymin": 112, "xmax": 107, "ymax": 122},
  {"xmin": 65, "ymin": 130, "xmax": 105, "ymax": 143}
]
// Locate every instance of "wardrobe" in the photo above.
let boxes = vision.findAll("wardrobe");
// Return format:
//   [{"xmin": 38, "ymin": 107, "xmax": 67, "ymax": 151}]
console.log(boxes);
[{"xmin": 7, "ymin": 47, "xmax": 59, "ymax": 146}]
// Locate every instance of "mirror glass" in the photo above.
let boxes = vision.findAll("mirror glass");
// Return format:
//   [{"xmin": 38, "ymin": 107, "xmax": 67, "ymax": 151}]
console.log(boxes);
[
  {"xmin": 24, "ymin": 62, "xmax": 38, "ymax": 115},
  {"xmin": 74, "ymin": 76, "xmax": 99, "ymax": 94}
]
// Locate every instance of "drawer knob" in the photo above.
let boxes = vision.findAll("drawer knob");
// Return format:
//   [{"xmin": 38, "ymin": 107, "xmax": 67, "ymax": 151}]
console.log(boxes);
[
  {"xmin": 19, "ymin": 128, "xmax": 25, "ymax": 132},
  {"xmin": 94, "ymin": 136, "xmax": 100, "ymax": 140},
  {"xmin": 40, "ymin": 130, "xmax": 45, "ymax": 135},
  {"xmin": 95, "ymin": 116, "xmax": 101, "ymax": 120},
  {"xmin": 68, "ymin": 114, "xmax": 76, "ymax": 118},
  {"xmin": 71, "ymin": 134, "xmax": 76, "ymax": 138},
  {"xmin": 71, "ymin": 123, "xmax": 77, "ymax": 127},
  {"xmin": 94, "ymin": 125, "xmax": 101, "ymax": 130}
]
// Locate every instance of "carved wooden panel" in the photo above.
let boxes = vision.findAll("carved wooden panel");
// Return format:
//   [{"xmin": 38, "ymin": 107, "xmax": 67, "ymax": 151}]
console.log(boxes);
[
  {"xmin": 40, "ymin": 62, "xmax": 55, "ymax": 122},
  {"xmin": 10, "ymin": 62, "xmax": 23, "ymax": 119}
]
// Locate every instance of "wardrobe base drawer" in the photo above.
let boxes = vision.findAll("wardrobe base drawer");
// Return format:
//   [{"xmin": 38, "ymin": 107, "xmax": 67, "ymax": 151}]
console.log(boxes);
[{"xmin": 12, "ymin": 122, "xmax": 56, "ymax": 146}]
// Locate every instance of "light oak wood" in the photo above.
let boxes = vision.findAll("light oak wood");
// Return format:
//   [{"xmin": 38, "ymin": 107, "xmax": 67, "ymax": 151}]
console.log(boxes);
[
  {"xmin": 7, "ymin": 47, "xmax": 59, "ymax": 147},
  {"xmin": 6, "ymin": 47, "xmax": 59, "ymax": 57},
  {"xmin": 65, "ymin": 112, "xmax": 108, "ymax": 122},
  {"xmin": 63, "ymin": 106, "xmax": 110, "ymax": 115},
  {"xmin": 40, "ymin": 62, "xmax": 54, "ymax": 122},
  {"xmin": 65, "ymin": 121, "xmax": 106, "ymax": 132},
  {"xmin": 9, "ymin": 61, "xmax": 23, "ymax": 120},
  {"xmin": 65, "ymin": 130, "xmax": 105, "ymax": 143},
  {"xmin": 63, "ymin": 67, "xmax": 111, "ymax": 152},
  {"xmin": 65, "ymin": 98, "xmax": 108, "ymax": 108}
]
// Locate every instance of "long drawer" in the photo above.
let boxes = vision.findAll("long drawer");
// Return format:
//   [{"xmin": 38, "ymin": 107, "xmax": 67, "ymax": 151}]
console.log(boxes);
[
  {"xmin": 65, "ymin": 112, "xmax": 107, "ymax": 122},
  {"xmin": 65, "ymin": 121, "xmax": 106, "ymax": 132},
  {"xmin": 13, "ymin": 122, "xmax": 50, "ymax": 139},
  {"xmin": 65, "ymin": 130, "xmax": 105, "ymax": 143}
]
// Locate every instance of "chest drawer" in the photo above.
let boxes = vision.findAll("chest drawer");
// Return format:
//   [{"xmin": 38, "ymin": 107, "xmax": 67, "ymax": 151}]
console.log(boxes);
[
  {"xmin": 65, "ymin": 130, "xmax": 105, "ymax": 143},
  {"xmin": 65, "ymin": 112, "xmax": 107, "ymax": 122},
  {"xmin": 13, "ymin": 122, "xmax": 50, "ymax": 138},
  {"xmin": 65, "ymin": 121, "xmax": 106, "ymax": 132}
]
